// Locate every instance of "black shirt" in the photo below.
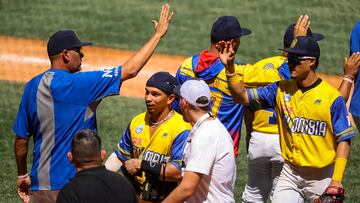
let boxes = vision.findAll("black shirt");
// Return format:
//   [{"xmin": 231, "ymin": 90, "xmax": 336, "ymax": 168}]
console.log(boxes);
[{"xmin": 56, "ymin": 166, "xmax": 137, "ymax": 203}]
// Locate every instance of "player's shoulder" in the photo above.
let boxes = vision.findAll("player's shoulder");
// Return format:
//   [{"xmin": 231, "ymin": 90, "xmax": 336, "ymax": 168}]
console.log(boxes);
[
  {"xmin": 169, "ymin": 112, "xmax": 192, "ymax": 130},
  {"xmin": 318, "ymin": 79, "xmax": 342, "ymax": 97},
  {"xmin": 253, "ymin": 56, "xmax": 286, "ymax": 70},
  {"xmin": 129, "ymin": 112, "xmax": 147, "ymax": 126},
  {"xmin": 178, "ymin": 56, "xmax": 196, "ymax": 77}
]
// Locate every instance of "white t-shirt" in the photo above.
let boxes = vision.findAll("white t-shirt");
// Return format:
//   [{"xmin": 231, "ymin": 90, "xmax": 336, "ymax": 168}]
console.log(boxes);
[{"xmin": 184, "ymin": 118, "xmax": 236, "ymax": 203}]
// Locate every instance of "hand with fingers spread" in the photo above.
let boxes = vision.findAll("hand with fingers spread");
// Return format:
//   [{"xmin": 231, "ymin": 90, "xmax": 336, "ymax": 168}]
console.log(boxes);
[
  {"xmin": 152, "ymin": 4, "xmax": 174, "ymax": 38},
  {"xmin": 218, "ymin": 40, "xmax": 236, "ymax": 69},
  {"xmin": 343, "ymin": 52, "xmax": 360, "ymax": 78},
  {"xmin": 17, "ymin": 176, "xmax": 31, "ymax": 203},
  {"xmin": 294, "ymin": 15, "xmax": 310, "ymax": 37}
]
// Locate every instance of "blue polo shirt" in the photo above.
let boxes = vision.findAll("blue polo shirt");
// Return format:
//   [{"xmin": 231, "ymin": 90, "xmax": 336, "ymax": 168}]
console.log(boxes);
[{"xmin": 13, "ymin": 67, "xmax": 122, "ymax": 190}]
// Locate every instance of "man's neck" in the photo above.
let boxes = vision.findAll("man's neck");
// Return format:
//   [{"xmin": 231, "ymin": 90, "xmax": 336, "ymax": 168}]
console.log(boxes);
[
  {"xmin": 189, "ymin": 111, "xmax": 211, "ymax": 126},
  {"xmin": 76, "ymin": 162, "xmax": 102, "ymax": 172},
  {"xmin": 296, "ymin": 71, "xmax": 318, "ymax": 88},
  {"xmin": 149, "ymin": 107, "xmax": 172, "ymax": 124},
  {"xmin": 209, "ymin": 44, "xmax": 220, "ymax": 57}
]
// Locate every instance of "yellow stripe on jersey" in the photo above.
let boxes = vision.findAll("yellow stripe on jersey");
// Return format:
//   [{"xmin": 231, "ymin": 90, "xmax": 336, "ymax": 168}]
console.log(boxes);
[{"xmin": 244, "ymin": 56, "xmax": 287, "ymax": 134}]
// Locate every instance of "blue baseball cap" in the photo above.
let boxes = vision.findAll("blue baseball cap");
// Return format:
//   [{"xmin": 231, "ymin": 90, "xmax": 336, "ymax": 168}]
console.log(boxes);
[
  {"xmin": 47, "ymin": 30, "xmax": 93, "ymax": 56},
  {"xmin": 283, "ymin": 23, "xmax": 324, "ymax": 48},
  {"xmin": 285, "ymin": 36, "xmax": 320, "ymax": 58},
  {"xmin": 211, "ymin": 16, "xmax": 251, "ymax": 41}
]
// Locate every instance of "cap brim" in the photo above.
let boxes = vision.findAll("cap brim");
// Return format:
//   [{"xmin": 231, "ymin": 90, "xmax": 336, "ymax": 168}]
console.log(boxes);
[
  {"xmin": 240, "ymin": 28, "xmax": 252, "ymax": 36},
  {"xmin": 173, "ymin": 85, "xmax": 182, "ymax": 97},
  {"xmin": 79, "ymin": 42, "xmax": 93, "ymax": 47},
  {"xmin": 312, "ymin": 33, "xmax": 324, "ymax": 41}
]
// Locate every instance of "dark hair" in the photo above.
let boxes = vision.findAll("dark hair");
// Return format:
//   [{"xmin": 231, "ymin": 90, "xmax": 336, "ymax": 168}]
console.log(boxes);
[{"xmin": 71, "ymin": 129, "xmax": 101, "ymax": 164}]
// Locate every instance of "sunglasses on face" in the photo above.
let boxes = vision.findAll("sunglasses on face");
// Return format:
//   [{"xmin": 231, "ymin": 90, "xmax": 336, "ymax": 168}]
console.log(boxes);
[
  {"xmin": 71, "ymin": 47, "xmax": 84, "ymax": 58},
  {"xmin": 287, "ymin": 54, "xmax": 315, "ymax": 65}
]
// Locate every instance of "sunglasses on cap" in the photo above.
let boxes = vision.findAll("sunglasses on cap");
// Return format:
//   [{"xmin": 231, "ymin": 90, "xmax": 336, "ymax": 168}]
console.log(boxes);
[{"xmin": 287, "ymin": 54, "xmax": 315, "ymax": 65}]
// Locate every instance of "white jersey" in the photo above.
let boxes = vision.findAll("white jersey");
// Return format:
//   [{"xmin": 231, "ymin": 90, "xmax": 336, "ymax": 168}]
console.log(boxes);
[{"xmin": 184, "ymin": 117, "xmax": 236, "ymax": 203}]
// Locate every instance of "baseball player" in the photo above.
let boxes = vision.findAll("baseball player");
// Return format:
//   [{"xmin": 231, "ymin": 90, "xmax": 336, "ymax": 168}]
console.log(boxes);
[
  {"xmin": 240, "ymin": 16, "xmax": 325, "ymax": 203},
  {"xmin": 105, "ymin": 72, "xmax": 191, "ymax": 202},
  {"xmin": 220, "ymin": 35, "xmax": 360, "ymax": 202},
  {"xmin": 13, "ymin": 5, "xmax": 173, "ymax": 203},
  {"xmin": 175, "ymin": 15, "xmax": 251, "ymax": 156}
]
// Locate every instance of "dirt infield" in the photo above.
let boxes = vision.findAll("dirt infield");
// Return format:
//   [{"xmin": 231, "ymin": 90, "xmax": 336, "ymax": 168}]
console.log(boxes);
[{"xmin": 0, "ymin": 35, "xmax": 348, "ymax": 99}]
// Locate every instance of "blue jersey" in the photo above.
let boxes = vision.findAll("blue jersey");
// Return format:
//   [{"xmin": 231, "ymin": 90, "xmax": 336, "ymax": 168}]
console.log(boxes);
[
  {"xmin": 349, "ymin": 20, "xmax": 360, "ymax": 117},
  {"xmin": 13, "ymin": 67, "xmax": 122, "ymax": 190},
  {"xmin": 175, "ymin": 53, "xmax": 244, "ymax": 156}
]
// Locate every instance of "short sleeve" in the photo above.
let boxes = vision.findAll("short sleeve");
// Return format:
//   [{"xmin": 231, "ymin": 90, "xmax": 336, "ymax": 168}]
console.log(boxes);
[
  {"xmin": 169, "ymin": 130, "xmax": 190, "ymax": 170},
  {"xmin": 114, "ymin": 125, "xmax": 133, "ymax": 161},
  {"xmin": 350, "ymin": 21, "xmax": 360, "ymax": 55},
  {"xmin": 185, "ymin": 133, "xmax": 217, "ymax": 175},
  {"xmin": 57, "ymin": 66, "xmax": 122, "ymax": 105},
  {"xmin": 13, "ymin": 84, "xmax": 32, "ymax": 139},
  {"xmin": 247, "ymin": 82, "xmax": 278, "ymax": 111},
  {"xmin": 330, "ymin": 96, "xmax": 355, "ymax": 142}
]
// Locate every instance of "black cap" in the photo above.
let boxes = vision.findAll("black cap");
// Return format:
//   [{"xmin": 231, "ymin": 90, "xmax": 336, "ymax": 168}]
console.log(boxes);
[
  {"xmin": 146, "ymin": 72, "xmax": 179, "ymax": 95},
  {"xmin": 211, "ymin": 16, "xmax": 251, "ymax": 41},
  {"xmin": 285, "ymin": 36, "xmax": 320, "ymax": 58},
  {"xmin": 283, "ymin": 23, "xmax": 324, "ymax": 48},
  {"xmin": 47, "ymin": 30, "xmax": 93, "ymax": 56}
]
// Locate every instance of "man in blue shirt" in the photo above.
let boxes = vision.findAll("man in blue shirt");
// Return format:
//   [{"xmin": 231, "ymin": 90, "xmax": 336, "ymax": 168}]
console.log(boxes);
[
  {"xmin": 349, "ymin": 21, "xmax": 360, "ymax": 130},
  {"xmin": 14, "ymin": 4, "xmax": 173, "ymax": 203}
]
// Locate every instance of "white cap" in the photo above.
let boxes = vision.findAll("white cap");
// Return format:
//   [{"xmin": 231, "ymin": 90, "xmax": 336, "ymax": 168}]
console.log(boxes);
[{"xmin": 174, "ymin": 79, "xmax": 211, "ymax": 107}]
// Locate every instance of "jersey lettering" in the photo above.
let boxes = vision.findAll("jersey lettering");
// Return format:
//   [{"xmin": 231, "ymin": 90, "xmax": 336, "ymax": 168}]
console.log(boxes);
[
  {"xmin": 285, "ymin": 115, "xmax": 327, "ymax": 136},
  {"xmin": 102, "ymin": 69, "xmax": 114, "ymax": 78},
  {"xmin": 143, "ymin": 150, "xmax": 168, "ymax": 163}
]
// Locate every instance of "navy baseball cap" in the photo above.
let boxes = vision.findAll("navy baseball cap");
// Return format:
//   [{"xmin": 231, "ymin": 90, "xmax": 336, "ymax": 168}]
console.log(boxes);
[
  {"xmin": 283, "ymin": 23, "xmax": 324, "ymax": 48},
  {"xmin": 47, "ymin": 30, "xmax": 93, "ymax": 56},
  {"xmin": 146, "ymin": 72, "xmax": 179, "ymax": 95},
  {"xmin": 211, "ymin": 16, "xmax": 251, "ymax": 41},
  {"xmin": 285, "ymin": 36, "xmax": 320, "ymax": 58}
]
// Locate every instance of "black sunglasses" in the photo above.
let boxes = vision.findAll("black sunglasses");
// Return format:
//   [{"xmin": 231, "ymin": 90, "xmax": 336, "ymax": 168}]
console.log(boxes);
[
  {"xmin": 287, "ymin": 54, "xmax": 315, "ymax": 65},
  {"xmin": 71, "ymin": 47, "xmax": 84, "ymax": 58}
]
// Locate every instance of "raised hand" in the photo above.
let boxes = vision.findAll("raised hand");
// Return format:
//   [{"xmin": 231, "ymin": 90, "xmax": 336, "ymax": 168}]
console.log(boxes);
[
  {"xmin": 343, "ymin": 52, "xmax": 360, "ymax": 78},
  {"xmin": 152, "ymin": 4, "xmax": 174, "ymax": 38},
  {"xmin": 217, "ymin": 40, "xmax": 236, "ymax": 68},
  {"xmin": 294, "ymin": 15, "xmax": 310, "ymax": 37}
]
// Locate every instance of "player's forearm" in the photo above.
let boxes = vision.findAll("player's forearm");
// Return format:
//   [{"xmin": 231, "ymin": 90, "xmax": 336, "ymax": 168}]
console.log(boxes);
[
  {"xmin": 225, "ymin": 64, "xmax": 249, "ymax": 104},
  {"xmin": 337, "ymin": 78, "xmax": 353, "ymax": 102},
  {"xmin": 14, "ymin": 137, "xmax": 29, "ymax": 175},
  {"xmin": 121, "ymin": 33, "xmax": 162, "ymax": 81},
  {"xmin": 332, "ymin": 140, "xmax": 351, "ymax": 183},
  {"xmin": 159, "ymin": 163, "xmax": 182, "ymax": 182}
]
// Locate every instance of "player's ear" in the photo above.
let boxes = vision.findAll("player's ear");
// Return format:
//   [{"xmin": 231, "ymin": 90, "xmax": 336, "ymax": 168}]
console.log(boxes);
[
  {"xmin": 67, "ymin": 152, "xmax": 73, "ymax": 163},
  {"xmin": 62, "ymin": 49, "xmax": 70, "ymax": 64},
  {"xmin": 167, "ymin": 94, "xmax": 175, "ymax": 105},
  {"xmin": 100, "ymin": 150, "xmax": 107, "ymax": 161},
  {"xmin": 308, "ymin": 58, "xmax": 316, "ymax": 70}
]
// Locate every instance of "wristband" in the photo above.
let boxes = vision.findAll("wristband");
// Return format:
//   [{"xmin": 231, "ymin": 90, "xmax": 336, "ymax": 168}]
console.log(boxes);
[
  {"xmin": 228, "ymin": 74, "xmax": 242, "ymax": 86},
  {"xmin": 332, "ymin": 157, "xmax": 348, "ymax": 182},
  {"xmin": 226, "ymin": 71, "xmax": 237, "ymax": 77},
  {"xmin": 141, "ymin": 160, "xmax": 163, "ymax": 178},
  {"xmin": 343, "ymin": 77, "xmax": 353, "ymax": 84},
  {"xmin": 343, "ymin": 75, "xmax": 355, "ymax": 80},
  {"xmin": 17, "ymin": 173, "xmax": 29, "ymax": 179}
]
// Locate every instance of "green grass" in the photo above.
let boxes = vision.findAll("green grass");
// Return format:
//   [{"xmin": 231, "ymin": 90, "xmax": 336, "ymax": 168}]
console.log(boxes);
[
  {"xmin": 0, "ymin": 80, "xmax": 359, "ymax": 202},
  {"xmin": 0, "ymin": 0, "xmax": 359, "ymax": 75}
]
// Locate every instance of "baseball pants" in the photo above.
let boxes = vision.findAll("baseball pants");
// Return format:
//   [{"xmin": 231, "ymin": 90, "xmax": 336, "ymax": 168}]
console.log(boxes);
[
  {"xmin": 272, "ymin": 161, "xmax": 333, "ymax": 203},
  {"xmin": 241, "ymin": 131, "xmax": 284, "ymax": 203}
]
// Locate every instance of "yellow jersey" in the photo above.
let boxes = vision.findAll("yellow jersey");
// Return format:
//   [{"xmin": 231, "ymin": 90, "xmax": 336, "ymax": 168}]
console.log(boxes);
[{"xmin": 248, "ymin": 79, "xmax": 355, "ymax": 167}]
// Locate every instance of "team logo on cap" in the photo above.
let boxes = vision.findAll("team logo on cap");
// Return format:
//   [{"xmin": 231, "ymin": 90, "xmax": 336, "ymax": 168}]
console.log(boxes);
[{"xmin": 290, "ymin": 39, "xmax": 297, "ymax": 48}]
